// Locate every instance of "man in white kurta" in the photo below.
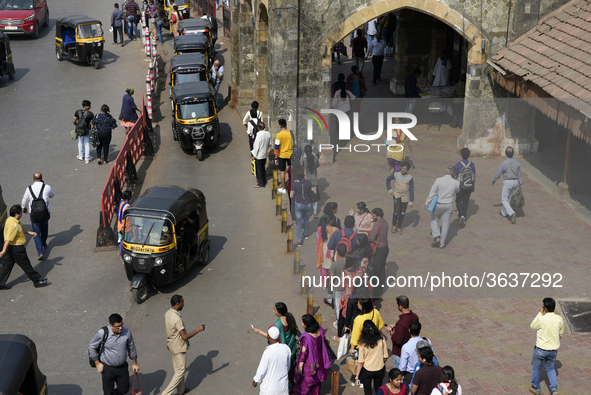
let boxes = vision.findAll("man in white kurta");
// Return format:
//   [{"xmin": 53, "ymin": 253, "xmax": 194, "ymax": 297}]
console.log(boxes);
[
  {"xmin": 252, "ymin": 326, "xmax": 291, "ymax": 395},
  {"xmin": 432, "ymin": 50, "xmax": 452, "ymax": 86}
]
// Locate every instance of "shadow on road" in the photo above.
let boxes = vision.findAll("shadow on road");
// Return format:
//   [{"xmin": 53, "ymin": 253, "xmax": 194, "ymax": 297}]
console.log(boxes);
[
  {"xmin": 131, "ymin": 369, "xmax": 167, "ymax": 394},
  {"xmin": 47, "ymin": 384, "xmax": 83, "ymax": 395},
  {"xmin": 185, "ymin": 350, "xmax": 229, "ymax": 389}
]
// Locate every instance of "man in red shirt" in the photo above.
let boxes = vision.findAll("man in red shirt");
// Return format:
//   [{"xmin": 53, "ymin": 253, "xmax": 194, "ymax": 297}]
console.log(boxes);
[
  {"xmin": 385, "ymin": 295, "xmax": 419, "ymax": 369},
  {"xmin": 351, "ymin": 28, "xmax": 368, "ymax": 73}
]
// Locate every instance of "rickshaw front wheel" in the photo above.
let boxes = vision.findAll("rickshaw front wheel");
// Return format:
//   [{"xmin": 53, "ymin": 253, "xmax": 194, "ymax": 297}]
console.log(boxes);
[
  {"xmin": 199, "ymin": 246, "xmax": 209, "ymax": 266},
  {"xmin": 132, "ymin": 284, "xmax": 149, "ymax": 303},
  {"xmin": 197, "ymin": 150, "xmax": 204, "ymax": 161},
  {"xmin": 8, "ymin": 65, "xmax": 14, "ymax": 80},
  {"xmin": 56, "ymin": 48, "xmax": 63, "ymax": 61},
  {"xmin": 93, "ymin": 59, "xmax": 100, "ymax": 69}
]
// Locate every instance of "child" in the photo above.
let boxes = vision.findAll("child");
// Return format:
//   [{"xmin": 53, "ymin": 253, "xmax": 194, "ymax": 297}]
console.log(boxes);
[{"xmin": 377, "ymin": 368, "xmax": 406, "ymax": 395}]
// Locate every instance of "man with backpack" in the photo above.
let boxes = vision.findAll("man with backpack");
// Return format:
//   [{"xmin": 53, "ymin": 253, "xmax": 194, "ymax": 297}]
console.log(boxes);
[
  {"xmin": 89, "ymin": 313, "xmax": 140, "ymax": 395},
  {"xmin": 327, "ymin": 215, "xmax": 358, "ymax": 258},
  {"xmin": 453, "ymin": 148, "xmax": 475, "ymax": 227},
  {"xmin": 21, "ymin": 173, "xmax": 55, "ymax": 261},
  {"xmin": 73, "ymin": 100, "xmax": 95, "ymax": 164}
]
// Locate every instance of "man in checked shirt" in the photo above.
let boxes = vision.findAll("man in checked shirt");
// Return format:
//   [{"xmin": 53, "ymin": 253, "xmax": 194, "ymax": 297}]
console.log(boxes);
[{"xmin": 89, "ymin": 313, "xmax": 140, "ymax": 395}]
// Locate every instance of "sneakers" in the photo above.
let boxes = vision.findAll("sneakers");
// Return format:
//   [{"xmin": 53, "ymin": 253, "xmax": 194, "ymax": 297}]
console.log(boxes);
[
  {"xmin": 37, "ymin": 254, "xmax": 44, "ymax": 261},
  {"xmin": 304, "ymin": 234, "xmax": 309, "ymax": 240},
  {"xmin": 551, "ymin": 391, "xmax": 559, "ymax": 395},
  {"xmin": 459, "ymin": 216, "xmax": 466, "ymax": 226},
  {"xmin": 85, "ymin": 160, "xmax": 90, "ymax": 164},
  {"xmin": 34, "ymin": 279, "xmax": 48, "ymax": 288},
  {"xmin": 277, "ymin": 188, "xmax": 286, "ymax": 194},
  {"xmin": 510, "ymin": 213, "xmax": 516, "ymax": 224},
  {"xmin": 333, "ymin": 321, "xmax": 338, "ymax": 329},
  {"xmin": 529, "ymin": 386, "xmax": 541, "ymax": 395},
  {"xmin": 77, "ymin": 156, "xmax": 84, "ymax": 161},
  {"xmin": 0, "ymin": 285, "xmax": 12, "ymax": 290},
  {"xmin": 431, "ymin": 237, "xmax": 441, "ymax": 248},
  {"xmin": 323, "ymin": 298, "xmax": 333, "ymax": 308}
]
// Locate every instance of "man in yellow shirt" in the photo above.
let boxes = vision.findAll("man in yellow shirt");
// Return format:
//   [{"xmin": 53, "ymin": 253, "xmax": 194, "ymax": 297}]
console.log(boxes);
[
  {"xmin": 529, "ymin": 297, "xmax": 564, "ymax": 395},
  {"xmin": 162, "ymin": 294, "xmax": 205, "ymax": 395},
  {"xmin": 0, "ymin": 205, "xmax": 48, "ymax": 290},
  {"xmin": 273, "ymin": 119, "xmax": 293, "ymax": 194}
]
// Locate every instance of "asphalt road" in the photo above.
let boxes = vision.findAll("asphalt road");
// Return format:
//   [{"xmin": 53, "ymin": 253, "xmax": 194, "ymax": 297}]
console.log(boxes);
[{"xmin": 0, "ymin": 3, "xmax": 297, "ymax": 394}]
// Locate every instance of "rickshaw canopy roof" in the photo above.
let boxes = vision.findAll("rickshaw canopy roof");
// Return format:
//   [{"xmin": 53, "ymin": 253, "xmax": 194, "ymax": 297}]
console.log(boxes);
[
  {"xmin": 125, "ymin": 186, "xmax": 206, "ymax": 225},
  {"xmin": 170, "ymin": 53, "xmax": 208, "ymax": 73},
  {"xmin": 178, "ymin": 19, "xmax": 210, "ymax": 29},
  {"xmin": 56, "ymin": 15, "xmax": 102, "ymax": 29},
  {"xmin": 170, "ymin": 81, "xmax": 215, "ymax": 104},
  {"xmin": 0, "ymin": 334, "xmax": 46, "ymax": 395},
  {"xmin": 173, "ymin": 34, "xmax": 209, "ymax": 51}
]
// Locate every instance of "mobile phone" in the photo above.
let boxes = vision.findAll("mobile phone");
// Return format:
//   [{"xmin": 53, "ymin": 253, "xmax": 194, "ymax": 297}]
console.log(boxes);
[{"xmin": 251, "ymin": 325, "xmax": 254, "ymax": 328}]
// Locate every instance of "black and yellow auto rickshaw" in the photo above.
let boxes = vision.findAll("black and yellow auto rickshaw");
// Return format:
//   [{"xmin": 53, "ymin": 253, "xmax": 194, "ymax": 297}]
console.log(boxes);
[
  {"xmin": 0, "ymin": 184, "xmax": 6, "ymax": 245},
  {"xmin": 55, "ymin": 15, "xmax": 104, "ymax": 69},
  {"xmin": 173, "ymin": 34, "xmax": 211, "ymax": 63},
  {"xmin": 0, "ymin": 334, "xmax": 47, "ymax": 395},
  {"xmin": 121, "ymin": 186, "xmax": 210, "ymax": 303},
  {"xmin": 170, "ymin": 53, "xmax": 209, "ymax": 87},
  {"xmin": 178, "ymin": 18, "xmax": 211, "ymax": 39},
  {"xmin": 0, "ymin": 32, "xmax": 15, "ymax": 81},
  {"xmin": 170, "ymin": 81, "xmax": 220, "ymax": 160},
  {"xmin": 163, "ymin": 0, "xmax": 190, "ymax": 27}
]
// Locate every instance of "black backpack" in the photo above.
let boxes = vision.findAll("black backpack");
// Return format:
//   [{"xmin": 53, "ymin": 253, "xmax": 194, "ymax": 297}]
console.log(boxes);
[
  {"xmin": 89, "ymin": 326, "xmax": 109, "ymax": 368},
  {"xmin": 75, "ymin": 110, "xmax": 90, "ymax": 136},
  {"xmin": 458, "ymin": 161, "xmax": 475, "ymax": 190},
  {"xmin": 29, "ymin": 184, "xmax": 49, "ymax": 222}
]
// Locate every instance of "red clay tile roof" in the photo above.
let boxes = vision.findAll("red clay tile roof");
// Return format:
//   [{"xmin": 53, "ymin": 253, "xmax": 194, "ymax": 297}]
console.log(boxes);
[{"xmin": 493, "ymin": 0, "xmax": 591, "ymax": 113}]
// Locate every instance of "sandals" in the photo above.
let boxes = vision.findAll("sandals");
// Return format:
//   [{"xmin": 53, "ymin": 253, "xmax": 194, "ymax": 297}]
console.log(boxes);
[
  {"xmin": 391, "ymin": 226, "xmax": 396, "ymax": 234},
  {"xmin": 397, "ymin": 228, "xmax": 403, "ymax": 234},
  {"xmin": 98, "ymin": 159, "xmax": 102, "ymax": 165}
]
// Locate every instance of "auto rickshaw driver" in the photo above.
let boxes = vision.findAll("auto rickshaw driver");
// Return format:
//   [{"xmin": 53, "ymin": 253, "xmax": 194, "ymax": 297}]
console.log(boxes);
[{"xmin": 160, "ymin": 226, "xmax": 173, "ymax": 245}]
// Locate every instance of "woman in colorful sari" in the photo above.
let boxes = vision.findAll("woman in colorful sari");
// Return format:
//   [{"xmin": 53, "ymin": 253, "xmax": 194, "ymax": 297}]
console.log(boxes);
[
  {"xmin": 336, "ymin": 252, "xmax": 368, "ymax": 338},
  {"xmin": 253, "ymin": 302, "xmax": 300, "ymax": 393},
  {"xmin": 316, "ymin": 214, "xmax": 337, "ymax": 288},
  {"xmin": 294, "ymin": 314, "xmax": 333, "ymax": 395}
]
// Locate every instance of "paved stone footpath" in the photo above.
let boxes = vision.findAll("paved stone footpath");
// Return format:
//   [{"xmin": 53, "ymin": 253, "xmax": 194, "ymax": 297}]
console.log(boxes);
[{"xmin": 294, "ymin": 123, "xmax": 591, "ymax": 395}]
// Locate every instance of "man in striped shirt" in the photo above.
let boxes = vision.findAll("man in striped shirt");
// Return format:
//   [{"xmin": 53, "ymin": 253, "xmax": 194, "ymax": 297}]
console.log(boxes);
[{"xmin": 124, "ymin": 0, "xmax": 140, "ymax": 40}]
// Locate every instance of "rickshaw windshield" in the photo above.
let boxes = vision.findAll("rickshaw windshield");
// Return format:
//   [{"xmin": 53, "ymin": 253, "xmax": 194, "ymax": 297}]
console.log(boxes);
[
  {"xmin": 78, "ymin": 23, "xmax": 103, "ymax": 39},
  {"xmin": 176, "ymin": 71, "xmax": 205, "ymax": 84},
  {"xmin": 0, "ymin": 0, "xmax": 33, "ymax": 10},
  {"xmin": 167, "ymin": 0, "xmax": 187, "ymax": 6},
  {"xmin": 179, "ymin": 101, "xmax": 211, "ymax": 119},
  {"xmin": 124, "ymin": 216, "xmax": 174, "ymax": 246}
]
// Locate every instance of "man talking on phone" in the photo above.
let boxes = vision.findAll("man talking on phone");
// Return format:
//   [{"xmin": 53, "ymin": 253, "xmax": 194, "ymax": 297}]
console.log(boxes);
[{"xmin": 163, "ymin": 295, "xmax": 205, "ymax": 395}]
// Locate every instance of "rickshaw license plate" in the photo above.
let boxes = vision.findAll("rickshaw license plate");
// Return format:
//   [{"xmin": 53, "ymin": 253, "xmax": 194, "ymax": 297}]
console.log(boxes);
[
  {"xmin": 5, "ymin": 26, "xmax": 17, "ymax": 30},
  {"xmin": 138, "ymin": 259, "xmax": 145, "ymax": 265}
]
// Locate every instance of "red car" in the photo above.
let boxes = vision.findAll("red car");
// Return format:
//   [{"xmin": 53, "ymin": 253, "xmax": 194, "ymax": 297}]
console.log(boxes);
[{"xmin": 0, "ymin": 0, "xmax": 49, "ymax": 39}]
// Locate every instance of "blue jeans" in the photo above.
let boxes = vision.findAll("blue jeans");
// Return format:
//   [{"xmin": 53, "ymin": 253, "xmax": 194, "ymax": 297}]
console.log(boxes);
[
  {"xmin": 156, "ymin": 21, "xmax": 164, "ymax": 44},
  {"xmin": 391, "ymin": 354, "xmax": 400, "ymax": 369},
  {"xmin": 30, "ymin": 213, "xmax": 50, "ymax": 256},
  {"xmin": 531, "ymin": 346, "xmax": 557, "ymax": 392},
  {"xmin": 127, "ymin": 16, "xmax": 137, "ymax": 39},
  {"xmin": 295, "ymin": 202, "xmax": 312, "ymax": 242},
  {"xmin": 501, "ymin": 179, "xmax": 519, "ymax": 216},
  {"xmin": 78, "ymin": 135, "xmax": 90, "ymax": 161}
]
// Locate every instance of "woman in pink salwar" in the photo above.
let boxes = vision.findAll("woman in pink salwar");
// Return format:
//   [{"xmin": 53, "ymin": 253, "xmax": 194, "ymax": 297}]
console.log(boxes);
[{"xmin": 294, "ymin": 315, "xmax": 332, "ymax": 395}]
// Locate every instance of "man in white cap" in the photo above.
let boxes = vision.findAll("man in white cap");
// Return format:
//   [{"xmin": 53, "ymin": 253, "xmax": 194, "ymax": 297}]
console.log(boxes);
[{"xmin": 252, "ymin": 326, "xmax": 291, "ymax": 395}]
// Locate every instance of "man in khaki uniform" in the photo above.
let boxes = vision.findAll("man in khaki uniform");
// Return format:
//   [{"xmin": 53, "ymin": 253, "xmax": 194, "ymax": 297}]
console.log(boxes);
[{"xmin": 162, "ymin": 295, "xmax": 205, "ymax": 395}]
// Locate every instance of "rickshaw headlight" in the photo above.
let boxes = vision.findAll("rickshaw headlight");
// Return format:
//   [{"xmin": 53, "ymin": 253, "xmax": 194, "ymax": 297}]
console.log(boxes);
[
  {"xmin": 155, "ymin": 257, "xmax": 163, "ymax": 266},
  {"xmin": 24, "ymin": 14, "xmax": 35, "ymax": 21},
  {"xmin": 206, "ymin": 125, "xmax": 213, "ymax": 132},
  {"xmin": 183, "ymin": 127, "xmax": 191, "ymax": 134},
  {"xmin": 123, "ymin": 254, "xmax": 132, "ymax": 263}
]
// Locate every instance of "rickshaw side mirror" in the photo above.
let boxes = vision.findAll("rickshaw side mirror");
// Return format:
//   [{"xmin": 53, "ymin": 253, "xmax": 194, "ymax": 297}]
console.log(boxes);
[{"xmin": 36, "ymin": 3, "xmax": 42, "ymax": 7}]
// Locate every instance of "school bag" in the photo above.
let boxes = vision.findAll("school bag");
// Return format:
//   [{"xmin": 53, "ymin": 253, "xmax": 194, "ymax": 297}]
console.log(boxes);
[
  {"xmin": 458, "ymin": 161, "xmax": 475, "ymax": 190},
  {"xmin": 29, "ymin": 184, "xmax": 49, "ymax": 222},
  {"xmin": 89, "ymin": 326, "xmax": 109, "ymax": 368},
  {"xmin": 337, "ymin": 231, "xmax": 357, "ymax": 254},
  {"xmin": 75, "ymin": 110, "xmax": 90, "ymax": 136}
]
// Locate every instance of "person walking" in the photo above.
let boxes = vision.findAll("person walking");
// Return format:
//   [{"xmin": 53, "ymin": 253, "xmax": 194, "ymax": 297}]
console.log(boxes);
[
  {"xmin": 119, "ymin": 88, "xmax": 141, "ymax": 133},
  {"xmin": 327, "ymin": 215, "xmax": 358, "ymax": 258},
  {"xmin": 210, "ymin": 59, "xmax": 224, "ymax": 108},
  {"xmin": 111, "ymin": 3, "xmax": 125, "ymax": 46},
  {"xmin": 0, "ymin": 205, "xmax": 48, "ymax": 290},
  {"xmin": 387, "ymin": 161, "xmax": 414, "ymax": 234},
  {"xmin": 453, "ymin": 148, "xmax": 475, "ymax": 226},
  {"xmin": 252, "ymin": 302, "xmax": 299, "ymax": 393},
  {"xmin": 337, "ymin": 253, "xmax": 368, "ymax": 337},
  {"xmin": 355, "ymin": 320, "xmax": 389, "ymax": 395},
  {"xmin": 21, "ymin": 173, "xmax": 55, "ymax": 260},
  {"xmin": 384, "ymin": 295, "xmax": 419, "ymax": 369},
  {"xmin": 73, "ymin": 100, "xmax": 94, "ymax": 164},
  {"xmin": 290, "ymin": 168, "xmax": 317, "ymax": 246},
  {"xmin": 385, "ymin": 118, "xmax": 412, "ymax": 173},
  {"xmin": 243, "ymin": 101, "xmax": 264, "ymax": 129},
  {"xmin": 350, "ymin": 298, "xmax": 385, "ymax": 356},
  {"xmin": 351, "ymin": 29, "xmax": 368, "ymax": 74},
  {"xmin": 411, "ymin": 347, "xmax": 442, "ymax": 395},
  {"xmin": 492, "ymin": 146, "xmax": 522, "ymax": 225},
  {"xmin": 89, "ymin": 313, "xmax": 140, "ymax": 395},
  {"xmin": 294, "ymin": 315, "xmax": 332, "ymax": 395},
  {"xmin": 274, "ymin": 119, "xmax": 293, "ymax": 194},
  {"xmin": 368, "ymin": 208, "xmax": 388, "ymax": 296},
  {"xmin": 117, "ymin": 190, "xmax": 132, "ymax": 244},
  {"xmin": 162, "ymin": 295, "xmax": 205, "ymax": 395},
  {"xmin": 347, "ymin": 66, "xmax": 367, "ymax": 113},
  {"xmin": 399, "ymin": 321, "xmax": 432, "ymax": 389},
  {"xmin": 252, "ymin": 326, "xmax": 291, "ymax": 395},
  {"xmin": 154, "ymin": 4, "xmax": 165, "ymax": 44},
  {"xmin": 331, "ymin": 79, "xmax": 356, "ymax": 115},
  {"xmin": 124, "ymin": 0, "xmax": 140, "ymax": 40},
  {"xmin": 252, "ymin": 121, "xmax": 271, "ymax": 188},
  {"xmin": 300, "ymin": 144, "xmax": 319, "ymax": 216},
  {"xmin": 425, "ymin": 165, "xmax": 460, "ymax": 249},
  {"xmin": 331, "ymin": 73, "xmax": 350, "ymax": 97},
  {"xmin": 367, "ymin": 33, "xmax": 386, "ymax": 84},
  {"xmin": 349, "ymin": 202, "xmax": 373, "ymax": 235},
  {"xmin": 317, "ymin": 214, "xmax": 337, "ymax": 294},
  {"xmin": 529, "ymin": 298, "xmax": 564, "ymax": 395},
  {"xmin": 92, "ymin": 105, "xmax": 118, "ymax": 165},
  {"xmin": 246, "ymin": 109, "xmax": 261, "ymax": 151}
]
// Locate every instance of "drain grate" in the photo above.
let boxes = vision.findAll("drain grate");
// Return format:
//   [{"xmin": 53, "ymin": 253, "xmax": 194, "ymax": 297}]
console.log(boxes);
[{"xmin": 560, "ymin": 301, "xmax": 591, "ymax": 333}]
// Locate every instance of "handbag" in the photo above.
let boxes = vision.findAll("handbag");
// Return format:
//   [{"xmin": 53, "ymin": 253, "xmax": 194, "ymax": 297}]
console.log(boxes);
[
  {"xmin": 309, "ymin": 188, "xmax": 319, "ymax": 203},
  {"xmin": 345, "ymin": 356, "xmax": 357, "ymax": 374},
  {"xmin": 510, "ymin": 187, "xmax": 525, "ymax": 208},
  {"xmin": 324, "ymin": 337, "xmax": 337, "ymax": 362},
  {"xmin": 337, "ymin": 333, "xmax": 350, "ymax": 359},
  {"xmin": 131, "ymin": 372, "xmax": 143, "ymax": 395},
  {"xmin": 134, "ymin": 14, "xmax": 141, "ymax": 24},
  {"xmin": 70, "ymin": 130, "xmax": 78, "ymax": 140}
]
